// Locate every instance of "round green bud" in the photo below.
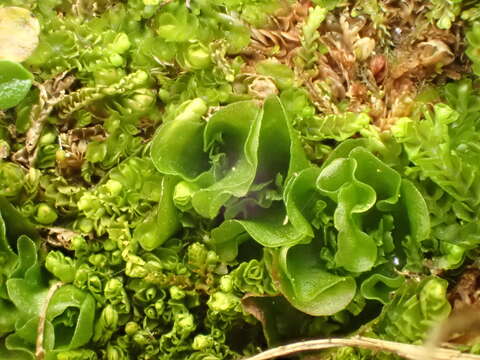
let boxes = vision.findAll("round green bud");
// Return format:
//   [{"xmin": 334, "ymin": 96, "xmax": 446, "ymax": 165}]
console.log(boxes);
[
  {"xmin": 109, "ymin": 53, "xmax": 124, "ymax": 67},
  {"xmin": 127, "ymin": 263, "xmax": 147, "ymax": 278},
  {"xmin": 103, "ymin": 238, "xmax": 117, "ymax": 251},
  {"xmin": 39, "ymin": 131, "xmax": 56, "ymax": 145},
  {"xmin": 173, "ymin": 181, "xmax": 198, "ymax": 211},
  {"xmin": 55, "ymin": 149, "xmax": 66, "ymax": 163},
  {"xmin": 105, "ymin": 278, "xmax": 123, "ymax": 295},
  {"xmin": 145, "ymin": 287, "xmax": 157, "ymax": 301},
  {"xmin": 132, "ymin": 70, "xmax": 149, "ymax": 86},
  {"xmin": 106, "ymin": 345, "xmax": 122, "ymax": 360},
  {"xmin": 169, "ymin": 286, "xmax": 185, "ymax": 300},
  {"xmin": 187, "ymin": 242, "xmax": 208, "ymax": 267},
  {"xmin": 206, "ymin": 250, "xmax": 219, "ymax": 265},
  {"xmin": 144, "ymin": 304, "xmax": 157, "ymax": 319},
  {"xmin": 219, "ymin": 275, "xmax": 233, "ymax": 293},
  {"xmin": 302, "ymin": 106, "xmax": 315, "ymax": 118},
  {"xmin": 133, "ymin": 331, "xmax": 149, "ymax": 346},
  {"xmin": 35, "ymin": 203, "xmax": 58, "ymax": 224},
  {"xmin": 421, "ymin": 278, "xmax": 447, "ymax": 304},
  {"xmin": 73, "ymin": 265, "xmax": 90, "ymax": 288},
  {"xmin": 146, "ymin": 260, "xmax": 162, "ymax": 272},
  {"xmin": 94, "ymin": 67, "xmax": 125, "ymax": 85},
  {"xmin": 102, "ymin": 305, "xmax": 119, "ymax": 329},
  {"xmin": 176, "ymin": 312, "xmax": 195, "ymax": 332},
  {"xmin": 76, "ymin": 218, "xmax": 94, "ymax": 234},
  {"xmin": 105, "ymin": 179, "xmax": 123, "ymax": 197},
  {"xmin": 123, "ymin": 88, "xmax": 156, "ymax": 113},
  {"xmin": 185, "ymin": 43, "xmax": 211, "ymax": 70},
  {"xmin": 175, "ymin": 98, "xmax": 208, "ymax": 123},
  {"xmin": 125, "ymin": 321, "xmax": 140, "ymax": 336},
  {"xmin": 87, "ymin": 275, "xmax": 103, "ymax": 293},
  {"xmin": 0, "ymin": 161, "xmax": 25, "ymax": 197},
  {"xmin": 89, "ymin": 253, "xmax": 107, "ymax": 268},
  {"xmin": 45, "ymin": 251, "xmax": 76, "ymax": 283},
  {"xmin": 192, "ymin": 334, "xmax": 214, "ymax": 350},
  {"xmin": 111, "ymin": 33, "xmax": 131, "ymax": 54},
  {"xmin": 77, "ymin": 194, "xmax": 93, "ymax": 211},
  {"xmin": 71, "ymin": 235, "xmax": 88, "ymax": 251},
  {"xmin": 158, "ymin": 89, "xmax": 170, "ymax": 102},
  {"xmin": 110, "ymin": 250, "xmax": 122, "ymax": 265},
  {"xmin": 207, "ymin": 292, "xmax": 239, "ymax": 312},
  {"xmin": 142, "ymin": 5, "xmax": 157, "ymax": 18}
]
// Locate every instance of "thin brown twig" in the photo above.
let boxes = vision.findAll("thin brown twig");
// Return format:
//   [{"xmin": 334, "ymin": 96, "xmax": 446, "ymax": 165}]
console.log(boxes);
[
  {"xmin": 243, "ymin": 336, "xmax": 480, "ymax": 360},
  {"xmin": 36, "ymin": 281, "xmax": 64, "ymax": 360}
]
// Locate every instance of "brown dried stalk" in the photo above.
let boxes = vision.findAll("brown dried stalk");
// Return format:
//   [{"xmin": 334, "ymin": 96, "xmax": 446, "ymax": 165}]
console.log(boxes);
[
  {"xmin": 12, "ymin": 72, "xmax": 74, "ymax": 167},
  {"xmin": 243, "ymin": 336, "xmax": 480, "ymax": 360},
  {"xmin": 36, "ymin": 281, "xmax": 64, "ymax": 360}
]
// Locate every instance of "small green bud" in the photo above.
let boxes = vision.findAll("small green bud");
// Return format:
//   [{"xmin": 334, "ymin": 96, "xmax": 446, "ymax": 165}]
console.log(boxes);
[
  {"xmin": 192, "ymin": 334, "xmax": 214, "ymax": 350},
  {"xmin": 154, "ymin": 299, "xmax": 165, "ymax": 315},
  {"xmin": 146, "ymin": 260, "xmax": 162, "ymax": 272},
  {"xmin": 76, "ymin": 218, "xmax": 93, "ymax": 233},
  {"xmin": 106, "ymin": 344, "xmax": 122, "ymax": 360},
  {"xmin": 132, "ymin": 70, "xmax": 149, "ymax": 86},
  {"xmin": 158, "ymin": 89, "xmax": 170, "ymax": 102},
  {"xmin": 184, "ymin": 43, "xmax": 211, "ymax": 70},
  {"xmin": 105, "ymin": 278, "xmax": 123, "ymax": 297},
  {"xmin": 123, "ymin": 88, "xmax": 156, "ymax": 113},
  {"xmin": 39, "ymin": 131, "xmax": 56, "ymax": 145},
  {"xmin": 94, "ymin": 68, "xmax": 125, "ymax": 85},
  {"xmin": 145, "ymin": 287, "xmax": 157, "ymax": 301},
  {"xmin": 175, "ymin": 312, "xmax": 195, "ymax": 333},
  {"xmin": 110, "ymin": 250, "xmax": 122, "ymax": 265},
  {"xmin": 219, "ymin": 275, "xmax": 233, "ymax": 293},
  {"xmin": 111, "ymin": 33, "xmax": 131, "ymax": 54},
  {"xmin": 109, "ymin": 53, "xmax": 124, "ymax": 67},
  {"xmin": 49, "ymin": 143, "xmax": 64, "ymax": 160},
  {"xmin": 421, "ymin": 278, "xmax": 448, "ymax": 311},
  {"xmin": 73, "ymin": 264, "xmax": 90, "ymax": 289},
  {"xmin": 169, "ymin": 286, "xmax": 185, "ymax": 300},
  {"xmin": 35, "ymin": 203, "xmax": 58, "ymax": 224},
  {"xmin": 175, "ymin": 98, "xmax": 208, "ymax": 123},
  {"xmin": 89, "ymin": 253, "xmax": 108, "ymax": 268},
  {"xmin": 126, "ymin": 262, "xmax": 147, "ymax": 278},
  {"xmin": 173, "ymin": 181, "xmax": 198, "ymax": 211},
  {"xmin": 0, "ymin": 161, "xmax": 25, "ymax": 197},
  {"xmin": 206, "ymin": 250, "xmax": 219, "ymax": 265},
  {"xmin": 144, "ymin": 304, "xmax": 157, "ymax": 319},
  {"xmin": 102, "ymin": 305, "xmax": 119, "ymax": 329},
  {"xmin": 71, "ymin": 236, "xmax": 88, "ymax": 251},
  {"xmin": 207, "ymin": 292, "xmax": 239, "ymax": 312},
  {"xmin": 125, "ymin": 321, "xmax": 140, "ymax": 336},
  {"xmin": 187, "ymin": 242, "xmax": 208, "ymax": 267},
  {"xmin": 133, "ymin": 331, "xmax": 149, "ymax": 346},
  {"xmin": 103, "ymin": 238, "xmax": 117, "ymax": 251},
  {"xmin": 302, "ymin": 106, "xmax": 315, "ymax": 118},
  {"xmin": 87, "ymin": 275, "xmax": 103, "ymax": 294},
  {"xmin": 45, "ymin": 251, "xmax": 76, "ymax": 283},
  {"xmin": 77, "ymin": 194, "xmax": 93, "ymax": 211},
  {"xmin": 105, "ymin": 179, "xmax": 123, "ymax": 197}
]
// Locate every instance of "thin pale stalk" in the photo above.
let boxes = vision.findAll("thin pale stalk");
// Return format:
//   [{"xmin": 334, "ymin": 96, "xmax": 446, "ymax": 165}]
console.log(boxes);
[{"xmin": 243, "ymin": 336, "xmax": 480, "ymax": 360}]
